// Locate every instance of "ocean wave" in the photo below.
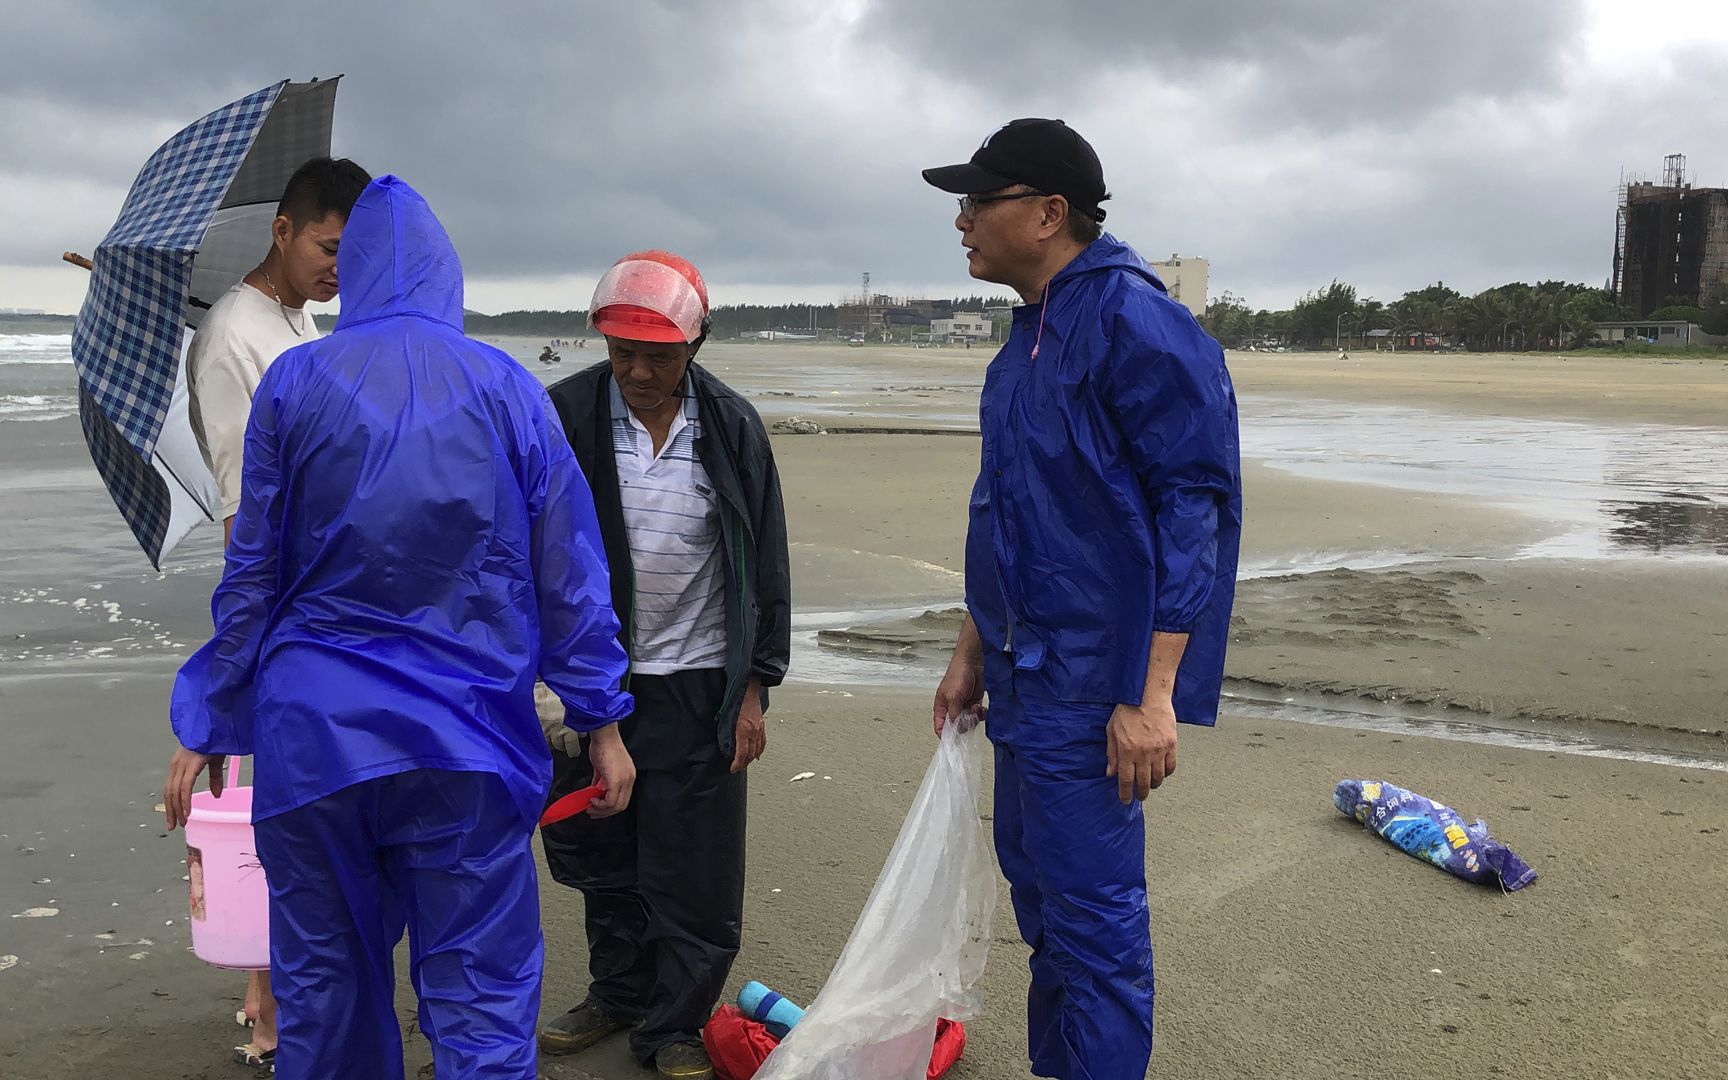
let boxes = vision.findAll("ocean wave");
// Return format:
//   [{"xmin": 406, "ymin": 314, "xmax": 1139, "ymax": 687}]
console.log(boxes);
[
  {"xmin": 0, "ymin": 333, "xmax": 74, "ymax": 364},
  {"xmin": 0, "ymin": 393, "xmax": 76, "ymax": 421}
]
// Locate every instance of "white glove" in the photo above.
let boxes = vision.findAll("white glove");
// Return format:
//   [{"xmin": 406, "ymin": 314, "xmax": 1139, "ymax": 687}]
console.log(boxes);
[{"xmin": 536, "ymin": 682, "xmax": 583, "ymax": 757}]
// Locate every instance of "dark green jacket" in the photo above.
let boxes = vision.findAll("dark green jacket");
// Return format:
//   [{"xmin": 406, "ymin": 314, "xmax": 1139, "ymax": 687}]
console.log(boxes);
[{"xmin": 547, "ymin": 361, "xmax": 790, "ymax": 755}]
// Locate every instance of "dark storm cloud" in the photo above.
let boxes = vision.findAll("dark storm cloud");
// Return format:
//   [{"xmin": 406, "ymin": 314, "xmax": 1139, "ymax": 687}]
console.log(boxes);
[
  {"xmin": 3, "ymin": 0, "xmax": 1725, "ymax": 313},
  {"xmin": 854, "ymin": 0, "xmax": 1590, "ymax": 133},
  {"xmin": 0, "ymin": 0, "xmax": 950, "ymax": 301}
]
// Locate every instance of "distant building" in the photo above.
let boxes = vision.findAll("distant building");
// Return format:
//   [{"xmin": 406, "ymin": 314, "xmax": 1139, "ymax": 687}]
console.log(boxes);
[
  {"xmin": 1613, "ymin": 155, "xmax": 1728, "ymax": 317},
  {"xmin": 1148, "ymin": 254, "xmax": 1208, "ymax": 316},
  {"xmin": 1594, "ymin": 320, "xmax": 1710, "ymax": 347},
  {"xmin": 931, "ymin": 313, "xmax": 992, "ymax": 341},
  {"xmin": 837, "ymin": 293, "xmax": 953, "ymax": 340},
  {"xmin": 1364, "ymin": 328, "xmax": 1442, "ymax": 349}
]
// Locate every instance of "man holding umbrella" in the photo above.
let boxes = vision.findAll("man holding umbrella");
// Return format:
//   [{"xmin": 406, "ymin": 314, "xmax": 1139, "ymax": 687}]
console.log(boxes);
[
  {"xmin": 180, "ymin": 153, "xmax": 369, "ymax": 1070},
  {"xmin": 187, "ymin": 156, "xmax": 370, "ymax": 543}
]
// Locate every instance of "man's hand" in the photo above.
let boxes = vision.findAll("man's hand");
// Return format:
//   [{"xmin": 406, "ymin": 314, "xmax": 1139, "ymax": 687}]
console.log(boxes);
[
  {"xmin": 164, "ymin": 748, "xmax": 226, "ymax": 831},
  {"xmin": 730, "ymin": 682, "xmax": 767, "ymax": 774},
  {"xmin": 933, "ymin": 658, "xmax": 986, "ymax": 738},
  {"xmin": 586, "ymin": 724, "xmax": 636, "ymax": 818},
  {"xmin": 1106, "ymin": 698, "xmax": 1178, "ymax": 803},
  {"xmin": 933, "ymin": 614, "xmax": 987, "ymax": 737}
]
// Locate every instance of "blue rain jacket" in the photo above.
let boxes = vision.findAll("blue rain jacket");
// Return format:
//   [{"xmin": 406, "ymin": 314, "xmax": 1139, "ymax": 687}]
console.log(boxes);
[
  {"xmin": 171, "ymin": 176, "xmax": 633, "ymax": 823},
  {"xmin": 968, "ymin": 234, "xmax": 1241, "ymax": 722}
]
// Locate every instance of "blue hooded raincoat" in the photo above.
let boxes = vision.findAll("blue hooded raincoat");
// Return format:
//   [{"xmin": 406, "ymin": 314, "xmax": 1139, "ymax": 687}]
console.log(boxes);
[
  {"xmin": 968, "ymin": 234, "xmax": 1241, "ymax": 719},
  {"xmin": 170, "ymin": 176, "xmax": 633, "ymax": 827},
  {"xmin": 971, "ymin": 234, "xmax": 1240, "ymax": 1080}
]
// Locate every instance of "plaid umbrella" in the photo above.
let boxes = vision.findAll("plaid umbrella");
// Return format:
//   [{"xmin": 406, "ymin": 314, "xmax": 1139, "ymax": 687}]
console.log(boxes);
[{"xmin": 70, "ymin": 77, "xmax": 340, "ymax": 568}]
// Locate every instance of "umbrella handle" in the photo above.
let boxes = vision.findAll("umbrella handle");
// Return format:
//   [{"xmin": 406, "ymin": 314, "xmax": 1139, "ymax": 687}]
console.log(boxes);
[
  {"xmin": 225, "ymin": 755, "xmax": 241, "ymax": 791},
  {"xmin": 63, "ymin": 251, "xmax": 94, "ymax": 271}
]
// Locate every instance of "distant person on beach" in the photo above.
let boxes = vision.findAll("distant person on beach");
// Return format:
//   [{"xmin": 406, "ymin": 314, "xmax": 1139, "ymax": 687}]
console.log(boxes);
[
  {"xmin": 924, "ymin": 119, "xmax": 1242, "ymax": 1080},
  {"xmin": 163, "ymin": 176, "xmax": 635, "ymax": 1079},
  {"xmin": 179, "ymin": 154, "xmax": 369, "ymax": 1071},
  {"xmin": 537, "ymin": 250, "xmax": 790, "ymax": 1080}
]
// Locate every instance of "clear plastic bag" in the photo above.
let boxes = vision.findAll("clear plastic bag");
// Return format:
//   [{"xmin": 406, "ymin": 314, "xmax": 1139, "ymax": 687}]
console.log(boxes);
[{"xmin": 754, "ymin": 723, "xmax": 997, "ymax": 1080}]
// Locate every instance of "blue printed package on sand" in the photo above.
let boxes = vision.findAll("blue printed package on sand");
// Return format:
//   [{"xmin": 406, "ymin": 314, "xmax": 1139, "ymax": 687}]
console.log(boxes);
[{"xmin": 1334, "ymin": 780, "xmax": 1537, "ymax": 892}]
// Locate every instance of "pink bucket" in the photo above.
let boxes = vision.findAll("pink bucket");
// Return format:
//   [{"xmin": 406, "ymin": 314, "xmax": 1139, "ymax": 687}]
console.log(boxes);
[{"xmin": 183, "ymin": 758, "xmax": 269, "ymax": 971}]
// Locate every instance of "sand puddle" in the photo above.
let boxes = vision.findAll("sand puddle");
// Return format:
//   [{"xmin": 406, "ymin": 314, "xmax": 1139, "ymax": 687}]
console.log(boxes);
[{"xmin": 1243, "ymin": 395, "xmax": 1728, "ymax": 557}]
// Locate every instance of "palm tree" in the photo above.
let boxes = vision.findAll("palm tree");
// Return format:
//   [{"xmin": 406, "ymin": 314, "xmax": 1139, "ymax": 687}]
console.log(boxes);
[
  {"xmin": 1458, "ymin": 293, "xmax": 1506, "ymax": 349},
  {"xmin": 1557, "ymin": 296, "xmax": 1597, "ymax": 349}
]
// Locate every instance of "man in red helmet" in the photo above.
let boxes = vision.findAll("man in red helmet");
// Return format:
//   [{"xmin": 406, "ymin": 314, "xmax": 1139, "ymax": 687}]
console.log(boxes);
[{"xmin": 538, "ymin": 251, "xmax": 790, "ymax": 1080}]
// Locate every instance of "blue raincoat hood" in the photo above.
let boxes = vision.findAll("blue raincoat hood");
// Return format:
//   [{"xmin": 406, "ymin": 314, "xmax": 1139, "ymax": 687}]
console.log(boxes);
[
  {"xmin": 171, "ymin": 175, "xmax": 631, "ymax": 824},
  {"xmin": 1046, "ymin": 232, "xmax": 1167, "ymax": 298},
  {"xmin": 335, "ymin": 175, "xmax": 464, "ymax": 329}
]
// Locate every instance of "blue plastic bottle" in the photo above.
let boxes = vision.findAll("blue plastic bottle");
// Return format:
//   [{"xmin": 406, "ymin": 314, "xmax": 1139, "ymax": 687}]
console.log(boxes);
[{"xmin": 737, "ymin": 980, "xmax": 806, "ymax": 1039}]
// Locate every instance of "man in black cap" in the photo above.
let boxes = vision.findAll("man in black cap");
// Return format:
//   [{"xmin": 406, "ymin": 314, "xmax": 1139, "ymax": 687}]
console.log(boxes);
[{"xmin": 924, "ymin": 119, "xmax": 1243, "ymax": 1079}]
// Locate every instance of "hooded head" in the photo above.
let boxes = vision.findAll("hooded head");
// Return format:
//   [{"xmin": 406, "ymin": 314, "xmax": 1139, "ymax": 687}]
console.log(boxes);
[{"xmin": 334, "ymin": 175, "xmax": 464, "ymax": 330}]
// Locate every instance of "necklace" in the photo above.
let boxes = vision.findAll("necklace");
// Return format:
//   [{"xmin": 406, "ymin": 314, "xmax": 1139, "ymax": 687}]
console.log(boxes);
[{"xmin": 260, "ymin": 269, "xmax": 307, "ymax": 337}]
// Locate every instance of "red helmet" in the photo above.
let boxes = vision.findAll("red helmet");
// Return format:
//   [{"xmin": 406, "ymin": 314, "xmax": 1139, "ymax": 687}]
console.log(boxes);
[{"xmin": 590, "ymin": 249, "xmax": 710, "ymax": 343}]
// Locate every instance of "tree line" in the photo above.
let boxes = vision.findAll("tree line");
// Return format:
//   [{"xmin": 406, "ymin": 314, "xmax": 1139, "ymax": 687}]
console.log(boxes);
[
  {"xmin": 462, "ymin": 294, "xmax": 1015, "ymax": 340},
  {"xmin": 1198, "ymin": 280, "xmax": 1728, "ymax": 350}
]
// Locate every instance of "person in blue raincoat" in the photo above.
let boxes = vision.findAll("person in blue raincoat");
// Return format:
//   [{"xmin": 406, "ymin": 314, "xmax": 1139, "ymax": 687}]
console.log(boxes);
[
  {"xmin": 161, "ymin": 175, "xmax": 637, "ymax": 1080},
  {"xmin": 925, "ymin": 120, "xmax": 1242, "ymax": 1080}
]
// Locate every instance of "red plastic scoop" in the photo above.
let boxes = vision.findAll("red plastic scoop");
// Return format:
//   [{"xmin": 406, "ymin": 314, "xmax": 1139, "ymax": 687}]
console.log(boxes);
[{"xmin": 539, "ymin": 781, "xmax": 607, "ymax": 827}]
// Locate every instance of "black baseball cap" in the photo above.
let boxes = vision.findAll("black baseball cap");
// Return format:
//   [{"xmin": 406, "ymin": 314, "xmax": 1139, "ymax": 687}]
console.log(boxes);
[{"xmin": 923, "ymin": 118, "xmax": 1110, "ymax": 223}]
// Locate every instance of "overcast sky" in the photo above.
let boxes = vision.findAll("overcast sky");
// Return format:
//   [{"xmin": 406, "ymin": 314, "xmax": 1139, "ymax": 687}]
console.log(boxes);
[{"xmin": 4, "ymin": 0, "xmax": 1726, "ymax": 316}]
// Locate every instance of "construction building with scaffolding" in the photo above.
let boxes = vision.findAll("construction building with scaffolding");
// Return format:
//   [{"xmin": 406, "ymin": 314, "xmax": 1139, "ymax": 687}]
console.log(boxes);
[
  {"xmin": 835, "ymin": 272, "xmax": 956, "ymax": 341},
  {"xmin": 1612, "ymin": 154, "xmax": 1728, "ymax": 317}
]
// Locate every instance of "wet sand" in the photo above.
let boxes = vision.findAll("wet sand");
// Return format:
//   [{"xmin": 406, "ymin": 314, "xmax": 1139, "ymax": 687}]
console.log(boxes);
[
  {"xmin": 4, "ymin": 341, "xmax": 1727, "ymax": 1077},
  {"xmin": 10, "ymin": 677, "xmax": 1720, "ymax": 1079},
  {"xmin": 1228, "ymin": 348, "xmax": 1728, "ymax": 426},
  {"xmin": 1230, "ymin": 560, "xmax": 1728, "ymax": 738},
  {"xmin": 774, "ymin": 427, "xmax": 1727, "ymax": 741}
]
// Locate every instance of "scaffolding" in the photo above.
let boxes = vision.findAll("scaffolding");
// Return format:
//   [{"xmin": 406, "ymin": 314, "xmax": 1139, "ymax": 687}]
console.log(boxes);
[
  {"xmin": 1611, "ymin": 172, "xmax": 1630, "ymax": 298},
  {"xmin": 1615, "ymin": 154, "xmax": 1728, "ymax": 315},
  {"xmin": 835, "ymin": 272, "xmax": 952, "ymax": 340},
  {"xmin": 1664, "ymin": 153, "xmax": 1687, "ymax": 188}
]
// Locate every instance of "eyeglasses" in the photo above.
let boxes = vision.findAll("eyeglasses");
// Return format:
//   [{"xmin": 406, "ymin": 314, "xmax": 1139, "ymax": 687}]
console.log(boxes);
[{"xmin": 957, "ymin": 190, "xmax": 1047, "ymax": 218}]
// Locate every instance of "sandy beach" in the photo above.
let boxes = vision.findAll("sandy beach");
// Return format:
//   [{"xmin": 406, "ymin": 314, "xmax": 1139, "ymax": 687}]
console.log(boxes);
[{"xmin": 3, "ymin": 339, "xmax": 1726, "ymax": 1078}]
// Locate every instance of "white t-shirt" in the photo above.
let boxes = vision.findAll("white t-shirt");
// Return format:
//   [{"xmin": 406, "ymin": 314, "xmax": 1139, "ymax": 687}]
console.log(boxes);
[
  {"xmin": 611, "ymin": 380, "xmax": 729, "ymax": 675},
  {"xmin": 186, "ymin": 281, "xmax": 321, "ymax": 519}
]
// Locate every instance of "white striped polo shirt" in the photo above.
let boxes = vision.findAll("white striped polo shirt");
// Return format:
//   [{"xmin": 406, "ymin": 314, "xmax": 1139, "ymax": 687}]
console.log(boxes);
[{"xmin": 611, "ymin": 378, "xmax": 728, "ymax": 674}]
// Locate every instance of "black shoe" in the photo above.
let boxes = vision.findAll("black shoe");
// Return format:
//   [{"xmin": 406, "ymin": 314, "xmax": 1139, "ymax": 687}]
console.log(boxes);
[
  {"xmin": 654, "ymin": 1042, "xmax": 714, "ymax": 1079},
  {"xmin": 538, "ymin": 999, "xmax": 637, "ymax": 1056}
]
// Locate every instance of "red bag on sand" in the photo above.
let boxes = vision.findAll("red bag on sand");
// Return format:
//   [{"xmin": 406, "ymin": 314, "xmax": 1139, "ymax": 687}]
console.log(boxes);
[
  {"xmin": 928, "ymin": 1018, "xmax": 966, "ymax": 1080},
  {"xmin": 702, "ymin": 1006, "xmax": 967, "ymax": 1080},
  {"xmin": 704, "ymin": 1006, "xmax": 780, "ymax": 1080}
]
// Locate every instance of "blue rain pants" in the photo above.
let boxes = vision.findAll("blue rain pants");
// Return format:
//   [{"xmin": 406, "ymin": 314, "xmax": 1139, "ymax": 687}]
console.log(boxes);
[
  {"xmin": 253, "ymin": 768, "xmax": 542, "ymax": 1079},
  {"xmin": 988, "ymin": 690, "xmax": 1155, "ymax": 1080}
]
